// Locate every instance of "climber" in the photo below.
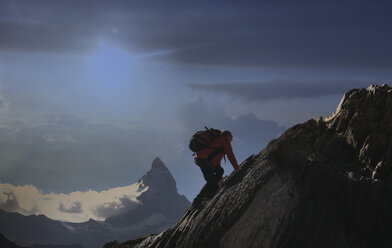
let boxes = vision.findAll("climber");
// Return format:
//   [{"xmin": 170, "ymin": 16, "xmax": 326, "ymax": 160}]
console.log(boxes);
[{"xmin": 193, "ymin": 130, "xmax": 240, "ymax": 205}]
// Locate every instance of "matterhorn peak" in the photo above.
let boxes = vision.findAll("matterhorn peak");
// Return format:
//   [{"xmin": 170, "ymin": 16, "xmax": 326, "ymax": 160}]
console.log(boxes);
[
  {"xmin": 138, "ymin": 157, "xmax": 177, "ymax": 194},
  {"xmin": 151, "ymin": 157, "xmax": 167, "ymax": 169}
]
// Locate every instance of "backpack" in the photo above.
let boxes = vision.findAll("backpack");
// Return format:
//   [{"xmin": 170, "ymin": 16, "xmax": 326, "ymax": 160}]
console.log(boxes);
[{"xmin": 189, "ymin": 127, "xmax": 221, "ymax": 152}]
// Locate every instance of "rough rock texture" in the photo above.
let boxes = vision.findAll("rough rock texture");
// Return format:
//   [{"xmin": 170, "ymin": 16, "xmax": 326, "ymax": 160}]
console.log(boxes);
[{"xmin": 105, "ymin": 84, "xmax": 392, "ymax": 248}]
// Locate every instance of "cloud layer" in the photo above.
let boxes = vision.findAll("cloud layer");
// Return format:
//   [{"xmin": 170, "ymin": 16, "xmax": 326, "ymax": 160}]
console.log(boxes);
[
  {"xmin": 187, "ymin": 80, "xmax": 375, "ymax": 102},
  {"xmin": 0, "ymin": 114, "xmax": 176, "ymax": 194},
  {"xmin": 0, "ymin": 182, "xmax": 146, "ymax": 222},
  {"xmin": 1, "ymin": 1, "xmax": 391, "ymax": 67}
]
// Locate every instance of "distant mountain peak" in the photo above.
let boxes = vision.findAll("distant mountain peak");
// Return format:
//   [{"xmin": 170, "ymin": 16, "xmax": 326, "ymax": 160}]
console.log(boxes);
[
  {"xmin": 106, "ymin": 157, "xmax": 190, "ymax": 230},
  {"xmin": 151, "ymin": 157, "xmax": 166, "ymax": 169},
  {"xmin": 138, "ymin": 157, "xmax": 177, "ymax": 194}
]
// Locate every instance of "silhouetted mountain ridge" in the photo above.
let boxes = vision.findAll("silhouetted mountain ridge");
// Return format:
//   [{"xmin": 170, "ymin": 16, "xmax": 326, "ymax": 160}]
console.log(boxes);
[
  {"xmin": 105, "ymin": 84, "xmax": 392, "ymax": 248},
  {"xmin": 106, "ymin": 157, "xmax": 189, "ymax": 227},
  {"xmin": 0, "ymin": 209, "xmax": 78, "ymax": 245},
  {"xmin": 0, "ymin": 232, "xmax": 20, "ymax": 248},
  {"xmin": 0, "ymin": 231, "xmax": 83, "ymax": 248},
  {"xmin": 0, "ymin": 158, "xmax": 190, "ymax": 248},
  {"xmin": 138, "ymin": 157, "xmax": 177, "ymax": 194}
]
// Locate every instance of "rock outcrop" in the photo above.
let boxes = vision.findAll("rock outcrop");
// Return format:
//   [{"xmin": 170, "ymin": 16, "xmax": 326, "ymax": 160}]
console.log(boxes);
[{"xmin": 106, "ymin": 84, "xmax": 392, "ymax": 248}]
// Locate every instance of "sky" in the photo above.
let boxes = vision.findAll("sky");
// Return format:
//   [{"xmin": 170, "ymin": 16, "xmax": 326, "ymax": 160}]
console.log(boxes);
[{"xmin": 0, "ymin": 0, "xmax": 391, "ymax": 222}]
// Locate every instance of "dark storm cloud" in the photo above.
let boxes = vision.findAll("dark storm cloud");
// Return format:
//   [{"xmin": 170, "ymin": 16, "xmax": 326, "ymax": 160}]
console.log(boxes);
[
  {"xmin": 0, "ymin": 0, "xmax": 391, "ymax": 67},
  {"xmin": 164, "ymin": 0, "xmax": 392, "ymax": 68},
  {"xmin": 187, "ymin": 80, "xmax": 374, "ymax": 102},
  {"xmin": 59, "ymin": 201, "xmax": 83, "ymax": 214},
  {"xmin": 0, "ymin": 19, "xmax": 95, "ymax": 53},
  {"xmin": 0, "ymin": 0, "xmax": 101, "ymax": 53},
  {"xmin": 93, "ymin": 196, "xmax": 138, "ymax": 219},
  {"xmin": 0, "ymin": 192, "xmax": 20, "ymax": 211}
]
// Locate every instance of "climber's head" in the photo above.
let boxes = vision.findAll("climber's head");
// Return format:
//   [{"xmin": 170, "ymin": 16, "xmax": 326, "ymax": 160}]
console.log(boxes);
[{"xmin": 221, "ymin": 130, "xmax": 233, "ymax": 141}]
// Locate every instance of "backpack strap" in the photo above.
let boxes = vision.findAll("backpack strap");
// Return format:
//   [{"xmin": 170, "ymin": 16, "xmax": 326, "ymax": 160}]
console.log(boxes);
[{"xmin": 204, "ymin": 126, "xmax": 223, "ymax": 160}]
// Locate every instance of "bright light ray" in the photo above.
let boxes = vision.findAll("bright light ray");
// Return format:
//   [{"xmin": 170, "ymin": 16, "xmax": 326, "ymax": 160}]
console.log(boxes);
[
  {"xmin": 86, "ymin": 41, "xmax": 135, "ymax": 84},
  {"xmin": 36, "ymin": 42, "xmax": 209, "ymax": 115},
  {"xmin": 131, "ymin": 43, "xmax": 209, "ymax": 59}
]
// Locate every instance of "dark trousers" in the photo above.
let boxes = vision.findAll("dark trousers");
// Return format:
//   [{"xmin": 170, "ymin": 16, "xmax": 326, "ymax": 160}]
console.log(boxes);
[{"xmin": 194, "ymin": 158, "xmax": 224, "ymax": 201}]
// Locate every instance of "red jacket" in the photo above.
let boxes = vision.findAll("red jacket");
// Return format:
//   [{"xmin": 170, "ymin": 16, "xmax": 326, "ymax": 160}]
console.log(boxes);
[{"xmin": 195, "ymin": 135, "xmax": 239, "ymax": 170}]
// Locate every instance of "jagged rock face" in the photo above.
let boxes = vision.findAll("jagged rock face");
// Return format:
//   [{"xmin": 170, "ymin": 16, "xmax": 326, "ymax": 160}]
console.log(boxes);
[
  {"xmin": 107, "ymin": 84, "xmax": 392, "ymax": 248},
  {"xmin": 325, "ymin": 84, "xmax": 392, "ymax": 181}
]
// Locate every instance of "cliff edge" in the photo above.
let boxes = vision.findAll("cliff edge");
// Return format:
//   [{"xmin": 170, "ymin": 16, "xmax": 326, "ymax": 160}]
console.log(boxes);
[{"xmin": 106, "ymin": 84, "xmax": 392, "ymax": 248}]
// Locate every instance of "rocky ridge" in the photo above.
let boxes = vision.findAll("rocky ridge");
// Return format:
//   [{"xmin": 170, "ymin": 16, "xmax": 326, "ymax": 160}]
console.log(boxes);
[{"xmin": 106, "ymin": 84, "xmax": 392, "ymax": 248}]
